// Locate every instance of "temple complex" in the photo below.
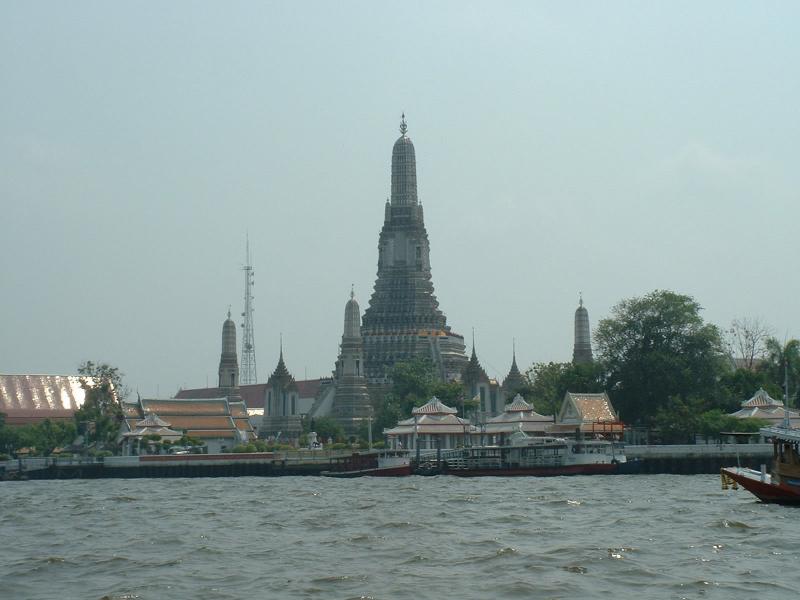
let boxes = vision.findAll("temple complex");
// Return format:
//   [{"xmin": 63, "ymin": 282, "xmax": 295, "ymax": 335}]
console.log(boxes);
[
  {"xmin": 361, "ymin": 115, "xmax": 467, "ymax": 384},
  {"xmin": 572, "ymin": 294, "xmax": 594, "ymax": 364}
]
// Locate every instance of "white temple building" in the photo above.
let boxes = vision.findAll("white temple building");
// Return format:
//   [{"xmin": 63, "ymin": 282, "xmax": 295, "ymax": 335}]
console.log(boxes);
[{"xmin": 383, "ymin": 397, "xmax": 474, "ymax": 450}]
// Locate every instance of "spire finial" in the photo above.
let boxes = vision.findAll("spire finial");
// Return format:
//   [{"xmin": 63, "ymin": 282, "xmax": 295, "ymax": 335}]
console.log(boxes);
[
  {"xmin": 227, "ymin": 305, "xmax": 231, "ymax": 319},
  {"xmin": 512, "ymin": 337, "xmax": 516, "ymax": 359},
  {"xmin": 579, "ymin": 292, "xmax": 583, "ymax": 308},
  {"xmin": 350, "ymin": 284, "xmax": 355, "ymax": 300},
  {"xmin": 279, "ymin": 333, "xmax": 283, "ymax": 358},
  {"xmin": 399, "ymin": 112, "xmax": 408, "ymax": 136}
]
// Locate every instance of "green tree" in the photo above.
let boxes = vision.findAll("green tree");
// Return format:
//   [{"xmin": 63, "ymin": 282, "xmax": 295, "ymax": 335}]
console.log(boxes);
[
  {"xmin": 594, "ymin": 290, "xmax": 728, "ymax": 426},
  {"xmin": 653, "ymin": 396, "xmax": 704, "ymax": 444},
  {"xmin": 760, "ymin": 338, "xmax": 800, "ymax": 406},
  {"xmin": 73, "ymin": 361, "xmax": 126, "ymax": 452},
  {"xmin": 310, "ymin": 416, "xmax": 345, "ymax": 443},
  {"xmin": 717, "ymin": 368, "xmax": 781, "ymax": 412}
]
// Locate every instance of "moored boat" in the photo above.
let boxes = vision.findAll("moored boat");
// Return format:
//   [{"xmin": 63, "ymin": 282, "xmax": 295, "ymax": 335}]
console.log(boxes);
[
  {"xmin": 721, "ymin": 425, "xmax": 800, "ymax": 504},
  {"xmin": 320, "ymin": 450, "xmax": 411, "ymax": 478},
  {"xmin": 415, "ymin": 431, "xmax": 630, "ymax": 476}
]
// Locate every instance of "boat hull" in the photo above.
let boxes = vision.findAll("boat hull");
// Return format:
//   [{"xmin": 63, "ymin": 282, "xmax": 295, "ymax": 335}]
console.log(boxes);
[
  {"xmin": 435, "ymin": 462, "xmax": 620, "ymax": 477},
  {"xmin": 722, "ymin": 467, "xmax": 800, "ymax": 504},
  {"xmin": 320, "ymin": 464, "xmax": 412, "ymax": 478}
]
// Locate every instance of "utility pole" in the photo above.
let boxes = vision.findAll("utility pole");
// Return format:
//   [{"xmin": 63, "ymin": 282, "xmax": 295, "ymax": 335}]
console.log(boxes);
[{"xmin": 240, "ymin": 235, "xmax": 257, "ymax": 385}]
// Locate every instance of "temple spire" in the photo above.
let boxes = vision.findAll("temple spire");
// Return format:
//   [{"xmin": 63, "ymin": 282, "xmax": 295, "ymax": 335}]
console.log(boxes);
[
  {"xmin": 390, "ymin": 113, "xmax": 418, "ymax": 206},
  {"xmin": 573, "ymin": 295, "xmax": 594, "ymax": 364}
]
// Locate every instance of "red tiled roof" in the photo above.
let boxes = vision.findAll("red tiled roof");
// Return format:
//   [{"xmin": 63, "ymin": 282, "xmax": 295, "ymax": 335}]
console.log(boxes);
[
  {"xmin": 296, "ymin": 379, "xmax": 326, "ymax": 398},
  {"xmin": 176, "ymin": 379, "xmax": 326, "ymax": 408},
  {"xmin": 141, "ymin": 398, "xmax": 229, "ymax": 416},
  {"xmin": 176, "ymin": 384, "xmax": 267, "ymax": 408}
]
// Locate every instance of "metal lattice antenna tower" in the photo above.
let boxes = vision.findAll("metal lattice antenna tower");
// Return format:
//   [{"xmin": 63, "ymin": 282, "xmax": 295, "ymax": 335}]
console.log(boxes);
[{"xmin": 240, "ymin": 235, "xmax": 257, "ymax": 384}]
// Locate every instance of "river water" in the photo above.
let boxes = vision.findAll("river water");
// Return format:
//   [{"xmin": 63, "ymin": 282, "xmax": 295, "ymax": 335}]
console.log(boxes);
[{"xmin": 0, "ymin": 475, "xmax": 797, "ymax": 600}]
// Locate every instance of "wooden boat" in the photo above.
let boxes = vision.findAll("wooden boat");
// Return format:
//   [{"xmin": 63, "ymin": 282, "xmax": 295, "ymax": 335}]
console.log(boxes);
[{"xmin": 721, "ymin": 425, "xmax": 800, "ymax": 504}]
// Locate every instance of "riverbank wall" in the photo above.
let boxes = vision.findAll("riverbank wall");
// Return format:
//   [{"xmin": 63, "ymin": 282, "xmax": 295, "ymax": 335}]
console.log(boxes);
[
  {"xmin": 1, "ymin": 444, "xmax": 774, "ymax": 480},
  {"xmin": 626, "ymin": 443, "xmax": 772, "ymax": 474}
]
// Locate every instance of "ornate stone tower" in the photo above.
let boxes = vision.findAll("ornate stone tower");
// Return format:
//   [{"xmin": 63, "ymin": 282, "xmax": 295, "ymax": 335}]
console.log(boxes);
[
  {"xmin": 361, "ymin": 115, "xmax": 467, "ymax": 383},
  {"xmin": 218, "ymin": 310, "xmax": 240, "ymax": 395},
  {"xmin": 330, "ymin": 288, "xmax": 372, "ymax": 435},
  {"xmin": 501, "ymin": 342, "xmax": 528, "ymax": 398},
  {"xmin": 260, "ymin": 343, "xmax": 302, "ymax": 440},
  {"xmin": 572, "ymin": 294, "xmax": 594, "ymax": 364}
]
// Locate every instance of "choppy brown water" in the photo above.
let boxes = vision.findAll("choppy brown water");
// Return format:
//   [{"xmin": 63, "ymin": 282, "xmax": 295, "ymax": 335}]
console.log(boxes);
[{"xmin": 0, "ymin": 475, "xmax": 797, "ymax": 600}]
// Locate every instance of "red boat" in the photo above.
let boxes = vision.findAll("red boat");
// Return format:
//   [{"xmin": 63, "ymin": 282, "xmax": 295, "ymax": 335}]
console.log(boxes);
[{"xmin": 721, "ymin": 426, "xmax": 800, "ymax": 504}]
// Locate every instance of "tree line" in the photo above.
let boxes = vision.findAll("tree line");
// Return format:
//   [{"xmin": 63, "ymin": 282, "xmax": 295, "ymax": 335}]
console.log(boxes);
[{"xmin": 522, "ymin": 290, "xmax": 798, "ymax": 443}]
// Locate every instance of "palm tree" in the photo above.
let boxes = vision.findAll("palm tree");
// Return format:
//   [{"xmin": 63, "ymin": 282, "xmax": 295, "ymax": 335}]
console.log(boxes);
[{"xmin": 762, "ymin": 338, "xmax": 800, "ymax": 406}]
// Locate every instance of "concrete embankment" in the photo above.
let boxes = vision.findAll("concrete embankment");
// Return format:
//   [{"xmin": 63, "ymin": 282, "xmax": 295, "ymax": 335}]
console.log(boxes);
[
  {"xmin": 626, "ymin": 444, "xmax": 773, "ymax": 474},
  {"xmin": 1, "ymin": 444, "xmax": 774, "ymax": 480},
  {"xmin": 1, "ymin": 452, "xmax": 347, "ymax": 480}
]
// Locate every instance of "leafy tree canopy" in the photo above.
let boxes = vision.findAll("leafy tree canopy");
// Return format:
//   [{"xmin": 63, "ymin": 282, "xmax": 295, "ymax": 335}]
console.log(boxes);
[
  {"xmin": 524, "ymin": 361, "xmax": 605, "ymax": 417},
  {"xmin": 73, "ymin": 361, "xmax": 127, "ymax": 450},
  {"xmin": 759, "ymin": 338, "xmax": 800, "ymax": 406},
  {"xmin": 594, "ymin": 290, "xmax": 728, "ymax": 426},
  {"xmin": 307, "ymin": 416, "xmax": 346, "ymax": 443},
  {"xmin": 373, "ymin": 358, "xmax": 466, "ymax": 434}
]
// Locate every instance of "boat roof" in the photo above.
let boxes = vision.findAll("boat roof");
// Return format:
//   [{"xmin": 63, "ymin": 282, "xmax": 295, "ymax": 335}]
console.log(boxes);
[{"xmin": 760, "ymin": 426, "xmax": 800, "ymax": 443}]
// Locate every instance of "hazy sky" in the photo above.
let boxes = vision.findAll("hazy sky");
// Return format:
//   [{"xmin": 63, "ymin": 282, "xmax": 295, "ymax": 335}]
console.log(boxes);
[{"xmin": 2, "ymin": 2, "xmax": 798, "ymax": 397}]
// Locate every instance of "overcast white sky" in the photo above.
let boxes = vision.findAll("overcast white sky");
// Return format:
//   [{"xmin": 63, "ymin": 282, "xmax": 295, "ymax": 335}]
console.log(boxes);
[{"xmin": 2, "ymin": 2, "xmax": 798, "ymax": 396}]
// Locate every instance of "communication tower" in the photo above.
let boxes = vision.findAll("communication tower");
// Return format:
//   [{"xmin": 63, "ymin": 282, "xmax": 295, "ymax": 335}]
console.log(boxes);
[{"xmin": 240, "ymin": 236, "xmax": 257, "ymax": 384}]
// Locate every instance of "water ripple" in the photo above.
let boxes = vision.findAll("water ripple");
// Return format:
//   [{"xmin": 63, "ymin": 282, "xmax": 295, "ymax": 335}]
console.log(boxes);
[{"xmin": 1, "ymin": 475, "xmax": 799, "ymax": 599}]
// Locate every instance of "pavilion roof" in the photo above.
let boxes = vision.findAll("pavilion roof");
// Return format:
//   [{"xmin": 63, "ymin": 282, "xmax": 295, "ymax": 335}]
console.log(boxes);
[
  {"xmin": 135, "ymin": 413, "xmax": 171, "ymax": 428},
  {"xmin": 412, "ymin": 396, "xmax": 457, "ymax": 415},
  {"xmin": 385, "ymin": 412, "xmax": 473, "ymax": 435},
  {"xmin": 742, "ymin": 388, "xmax": 783, "ymax": 408}
]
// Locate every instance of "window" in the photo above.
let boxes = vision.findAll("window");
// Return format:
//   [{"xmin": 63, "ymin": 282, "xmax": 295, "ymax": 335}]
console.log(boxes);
[
  {"xmin": 356, "ymin": 359, "xmax": 360, "ymax": 375},
  {"xmin": 282, "ymin": 392, "xmax": 287, "ymax": 416},
  {"xmin": 291, "ymin": 396, "xmax": 296, "ymax": 415}
]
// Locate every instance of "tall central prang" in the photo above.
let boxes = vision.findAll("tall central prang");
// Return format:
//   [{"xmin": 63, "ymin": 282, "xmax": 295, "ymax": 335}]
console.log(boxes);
[{"xmin": 361, "ymin": 115, "xmax": 467, "ymax": 383}]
